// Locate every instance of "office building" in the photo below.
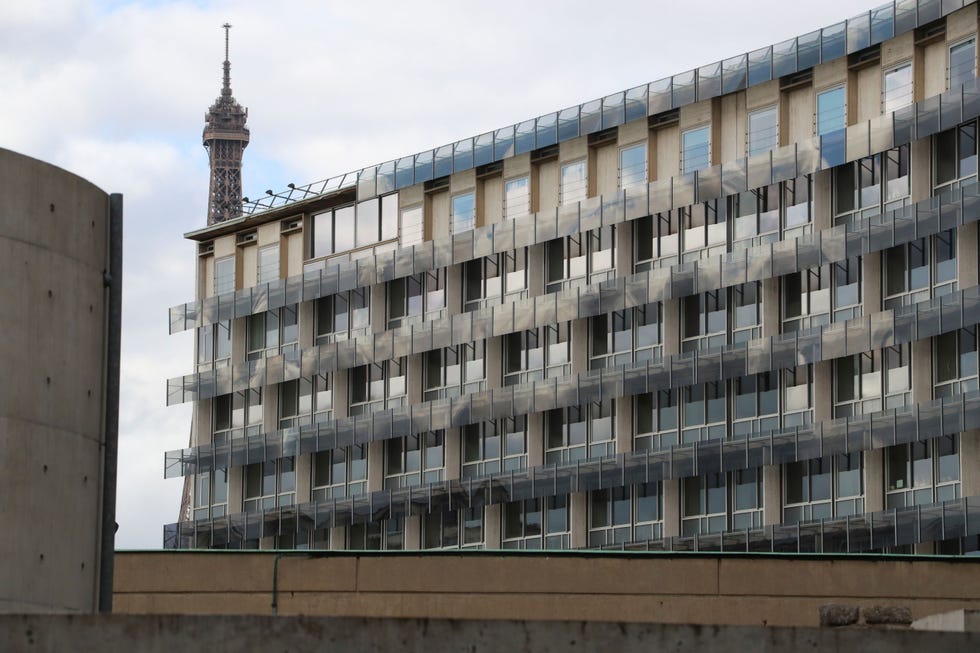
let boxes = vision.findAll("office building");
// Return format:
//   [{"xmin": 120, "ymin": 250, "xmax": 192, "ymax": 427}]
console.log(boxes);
[{"xmin": 165, "ymin": 1, "xmax": 980, "ymax": 554}]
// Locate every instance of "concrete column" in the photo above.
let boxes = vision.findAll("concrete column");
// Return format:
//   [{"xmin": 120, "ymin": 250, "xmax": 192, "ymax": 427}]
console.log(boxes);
[
  {"xmin": 813, "ymin": 361, "xmax": 833, "ymax": 423},
  {"xmin": 403, "ymin": 516, "xmax": 421, "ymax": 551},
  {"xmin": 446, "ymin": 263, "xmax": 463, "ymax": 317},
  {"xmin": 763, "ymin": 465, "xmax": 782, "ymax": 526},
  {"xmin": 228, "ymin": 468, "xmax": 244, "ymax": 518},
  {"xmin": 367, "ymin": 441, "xmax": 384, "ymax": 493},
  {"xmin": 663, "ymin": 478, "xmax": 681, "ymax": 538},
  {"xmin": 527, "ymin": 243, "xmax": 546, "ymax": 298},
  {"xmin": 615, "ymin": 396, "xmax": 633, "ymax": 455},
  {"xmin": 370, "ymin": 283, "xmax": 387, "ymax": 334},
  {"xmin": 484, "ymin": 504, "xmax": 502, "ymax": 549},
  {"xmin": 231, "ymin": 316, "xmax": 247, "ymax": 362},
  {"xmin": 911, "ymin": 338, "xmax": 932, "ymax": 405},
  {"xmin": 571, "ymin": 318, "xmax": 589, "ymax": 374},
  {"xmin": 811, "ymin": 169, "xmax": 832, "ymax": 233},
  {"xmin": 865, "ymin": 448, "xmax": 884, "ymax": 513},
  {"xmin": 961, "ymin": 430, "xmax": 980, "ymax": 497},
  {"xmin": 407, "ymin": 353, "xmax": 423, "ymax": 406},
  {"xmin": 762, "ymin": 277, "xmax": 780, "ymax": 339},
  {"xmin": 527, "ymin": 412, "xmax": 544, "ymax": 468},
  {"xmin": 663, "ymin": 298, "xmax": 681, "ymax": 357},
  {"xmin": 264, "ymin": 385, "xmax": 279, "ymax": 435},
  {"xmin": 570, "ymin": 492, "xmax": 588, "ymax": 549},
  {"xmin": 862, "ymin": 251, "xmax": 881, "ymax": 315},
  {"xmin": 333, "ymin": 369, "xmax": 348, "ymax": 418},
  {"xmin": 298, "ymin": 300, "xmax": 315, "ymax": 348},
  {"xmin": 485, "ymin": 336, "xmax": 502, "ymax": 390},
  {"xmin": 295, "ymin": 453, "xmax": 312, "ymax": 504},
  {"xmin": 957, "ymin": 223, "xmax": 979, "ymax": 288},
  {"xmin": 444, "ymin": 428, "xmax": 461, "ymax": 482},
  {"xmin": 195, "ymin": 400, "xmax": 212, "ymax": 447},
  {"xmin": 616, "ymin": 220, "xmax": 633, "ymax": 277},
  {"xmin": 909, "ymin": 138, "xmax": 933, "ymax": 203}
]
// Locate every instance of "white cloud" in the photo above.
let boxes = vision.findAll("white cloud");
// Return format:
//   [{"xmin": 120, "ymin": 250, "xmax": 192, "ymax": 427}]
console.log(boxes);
[{"xmin": 1, "ymin": 0, "xmax": 880, "ymax": 548}]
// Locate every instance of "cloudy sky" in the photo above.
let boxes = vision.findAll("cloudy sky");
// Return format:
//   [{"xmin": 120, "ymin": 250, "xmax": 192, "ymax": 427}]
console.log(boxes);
[{"xmin": 2, "ymin": 0, "xmax": 880, "ymax": 548}]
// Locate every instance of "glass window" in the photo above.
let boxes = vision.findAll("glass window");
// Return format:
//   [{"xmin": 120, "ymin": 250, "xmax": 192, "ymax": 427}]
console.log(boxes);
[
  {"xmin": 400, "ymin": 205, "xmax": 424, "ymax": 246},
  {"xmin": 883, "ymin": 63, "xmax": 913, "ymax": 114},
  {"xmin": 243, "ymin": 458, "xmax": 295, "ymax": 513},
  {"xmin": 424, "ymin": 342, "xmax": 486, "ymax": 401},
  {"xmin": 312, "ymin": 444, "xmax": 367, "ymax": 500},
  {"xmin": 462, "ymin": 418, "xmax": 527, "ymax": 478},
  {"xmin": 816, "ymin": 86, "xmax": 846, "ymax": 135},
  {"xmin": 385, "ymin": 431, "xmax": 445, "ymax": 490},
  {"xmin": 560, "ymin": 159, "xmax": 587, "ymax": 205},
  {"xmin": 192, "ymin": 468, "xmax": 228, "ymax": 521},
  {"xmin": 747, "ymin": 106, "xmax": 778, "ymax": 156},
  {"xmin": 834, "ymin": 145, "xmax": 909, "ymax": 223},
  {"xmin": 503, "ymin": 176, "xmax": 530, "ymax": 220},
  {"xmin": 545, "ymin": 226, "xmax": 616, "ymax": 292},
  {"xmin": 197, "ymin": 320, "xmax": 232, "ymax": 371},
  {"xmin": 681, "ymin": 125, "xmax": 711, "ymax": 174},
  {"xmin": 424, "ymin": 507, "xmax": 484, "ymax": 550},
  {"xmin": 315, "ymin": 288, "xmax": 371, "ymax": 344},
  {"xmin": 783, "ymin": 454, "xmax": 864, "ymax": 523},
  {"xmin": 589, "ymin": 303, "xmax": 662, "ymax": 370},
  {"xmin": 214, "ymin": 256, "xmax": 234, "ymax": 295},
  {"xmin": 886, "ymin": 435, "xmax": 960, "ymax": 508},
  {"xmin": 279, "ymin": 374, "xmax": 332, "ymax": 428},
  {"xmin": 349, "ymin": 357, "xmax": 408, "ymax": 416},
  {"xmin": 246, "ymin": 304, "xmax": 298, "ymax": 360},
  {"xmin": 935, "ymin": 121, "xmax": 978, "ymax": 193},
  {"xmin": 882, "ymin": 231, "xmax": 957, "ymax": 309},
  {"xmin": 463, "ymin": 249, "xmax": 527, "ymax": 311},
  {"xmin": 634, "ymin": 389, "xmax": 678, "ymax": 451},
  {"xmin": 545, "ymin": 402, "xmax": 615, "ymax": 464},
  {"xmin": 619, "ymin": 143, "xmax": 647, "ymax": 190},
  {"xmin": 949, "ymin": 38, "xmax": 976, "ymax": 89},
  {"xmin": 934, "ymin": 327, "xmax": 979, "ymax": 398},
  {"xmin": 783, "ymin": 257, "xmax": 862, "ymax": 332},
  {"xmin": 212, "ymin": 388, "xmax": 262, "ymax": 442},
  {"xmin": 834, "ymin": 345, "xmax": 910, "ymax": 418},
  {"xmin": 257, "ymin": 245, "xmax": 279, "ymax": 284},
  {"xmin": 588, "ymin": 484, "xmax": 662, "ymax": 547},
  {"xmin": 502, "ymin": 496, "xmax": 569, "ymax": 550},
  {"xmin": 451, "ymin": 191, "xmax": 475, "ymax": 234},
  {"xmin": 682, "ymin": 470, "xmax": 762, "ymax": 536},
  {"xmin": 387, "ymin": 269, "xmax": 445, "ymax": 328},
  {"xmin": 503, "ymin": 323, "xmax": 570, "ymax": 386}
]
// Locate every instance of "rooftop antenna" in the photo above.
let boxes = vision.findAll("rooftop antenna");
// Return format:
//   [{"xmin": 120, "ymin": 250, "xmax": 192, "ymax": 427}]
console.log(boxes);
[{"xmin": 221, "ymin": 23, "xmax": 232, "ymax": 96}]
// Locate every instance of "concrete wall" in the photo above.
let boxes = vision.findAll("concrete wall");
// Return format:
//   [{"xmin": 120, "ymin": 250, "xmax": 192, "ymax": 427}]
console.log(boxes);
[
  {"xmin": 2, "ymin": 614, "xmax": 979, "ymax": 652},
  {"xmin": 114, "ymin": 552, "xmax": 980, "ymax": 628},
  {"xmin": 0, "ymin": 148, "xmax": 113, "ymax": 612}
]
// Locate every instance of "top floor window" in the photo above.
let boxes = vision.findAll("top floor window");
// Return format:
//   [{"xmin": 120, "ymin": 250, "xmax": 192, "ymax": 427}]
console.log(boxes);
[
  {"xmin": 816, "ymin": 86, "xmax": 846, "ymax": 135},
  {"xmin": 311, "ymin": 194, "xmax": 398, "ymax": 259},
  {"xmin": 560, "ymin": 160, "xmax": 587, "ymax": 205},
  {"xmin": 619, "ymin": 143, "xmax": 647, "ymax": 190},
  {"xmin": 949, "ymin": 38, "xmax": 976, "ymax": 89},
  {"xmin": 747, "ymin": 106, "xmax": 778, "ymax": 156},
  {"xmin": 399, "ymin": 205, "xmax": 424, "ymax": 247},
  {"xmin": 504, "ymin": 176, "xmax": 530, "ymax": 220},
  {"xmin": 681, "ymin": 125, "xmax": 710, "ymax": 174},
  {"xmin": 214, "ymin": 256, "xmax": 234, "ymax": 295},
  {"xmin": 257, "ymin": 245, "xmax": 279, "ymax": 284},
  {"xmin": 882, "ymin": 63, "xmax": 913, "ymax": 114},
  {"xmin": 451, "ymin": 191, "xmax": 475, "ymax": 234}
]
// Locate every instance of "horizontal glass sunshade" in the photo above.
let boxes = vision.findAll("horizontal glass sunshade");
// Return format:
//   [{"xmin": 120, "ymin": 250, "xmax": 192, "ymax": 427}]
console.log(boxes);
[
  {"xmin": 172, "ymin": 80, "xmax": 980, "ymax": 335},
  {"xmin": 214, "ymin": 0, "xmax": 967, "ymax": 222}
]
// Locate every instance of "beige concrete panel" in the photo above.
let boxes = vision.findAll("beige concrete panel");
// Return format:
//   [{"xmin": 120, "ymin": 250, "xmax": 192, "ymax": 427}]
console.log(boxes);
[
  {"xmin": 813, "ymin": 361, "xmax": 833, "ymax": 424},
  {"xmin": 527, "ymin": 242, "xmax": 546, "ymax": 297},
  {"xmin": 679, "ymin": 100, "xmax": 712, "ymax": 130},
  {"xmin": 113, "ymin": 553, "xmax": 275, "ymax": 593},
  {"xmin": 746, "ymin": 80, "xmax": 779, "ymax": 110},
  {"xmin": 213, "ymin": 233, "xmax": 236, "ymax": 259},
  {"xmin": 285, "ymin": 231, "xmax": 303, "ymax": 277},
  {"xmin": 570, "ymin": 492, "xmax": 587, "ymax": 548},
  {"xmin": 960, "ymin": 430, "xmax": 980, "ymax": 496},
  {"xmin": 865, "ymin": 447, "xmax": 884, "ymax": 512},
  {"xmin": 264, "ymin": 383, "xmax": 278, "ymax": 434},
  {"xmin": 763, "ymin": 465, "xmax": 781, "ymax": 526},
  {"xmin": 450, "ymin": 169, "xmax": 475, "ymax": 194},
  {"xmin": 527, "ymin": 412, "xmax": 544, "ymax": 468},
  {"xmin": 354, "ymin": 556, "xmax": 718, "ymax": 595},
  {"xmin": 333, "ymin": 369, "xmax": 348, "ymax": 418},
  {"xmin": 426, "ymin": 190, "xmax": 449, "ymax": 241},
  {"xmin": 403, "ymin": 516, "xmax": 421, "ymax": 551},
  {"xmin": 503, "ymin": 153, "xmax": 530, "ymax": 178},
  {"xmin": 653, "ymin": 126, "xmax": 679, "ymax": 181},
  {"xmin": 922, "ymin": 41, "xmax": 948, "ymax": 99},
  {"xmin": 370, "ymin": 283, "xmax": 386, "ymax": 334},
  {"xmin": 910, "ymin": 138, "xmax": 933, "ymax": 203},
  {"xmin": 959, "ymin": 223, "xmax": 979, "ymax": 287},
  {"xmin": 240, "ymin": 244, "xmax": 257, "ymax": 289},
  {"xmin": 256, "ymin": 222, "xmax": 278, "ymax": 247},
  {"xmin": 200, "ymin": 256, "xmax": 213, "ymax": 298},
  {"xmin": 615, "ymin": 395, "xmax": 633, "ymax": 455},
  {"xmin": 399, "ymin": 183, "xmax": 424, "ymax": 209},
  {"xmin": 883, "ymin": 32, "xmax": 915, "ymax": 67},
  {"xmin": 785, "ymin": 86, "xmax": 815, "ymax": 144},
  {"xmin": 444, "ymin": 428, "xmax": 460, "ymax": 482},
  {"xmin": 618, "ymin": 120, "xmax": 647, "ymax": 145},
  {"xmin": 718, "ymin": 93, "xmax": 743, "ymax": 163},
  {"xmin": 367, "ymin": 441, "xmax": 384, "ymax": 493},
  {"xmin": 295, "ymin": 453, "xmax": 312, "ymax": 503},
  {"xmin": 812, "ymin": 169, "xmax": 832, "ymax": 233},
  {"xmin": 616, "ymin": 218, "xmax": 633, "ymax": 275},
  {"xmin": 194, "ymin": 400, "xmax": 211, "ymax": 446},
  {"xmin": 571, "ymin": 318, "xmax": 588, "ymax": 374},
  {"xmin": 559, "ymin": 136, "xmax": 588, "ymax": 164},
  {"xmin": 485, "ymin": 336, "xmax": 502, "ymax": 390},
  {"xmin": 863, "ymin": 251, "xmax": 882, "ymax": 313},
  {"xmin": 228, "ymin": 466, "xmax": 243, "ymax": 516},
  {"xmin": 663, "ymin": 298, "xmax": 680, "ymax": 357},
  {"xmin": 483, "ymin": 504, "xmax": 501, "ymax": 549},
  {"xmin": 594, "ymin": 143, "xmax": 617, "ymax": 197},
  {"xmin": 446, "ymin": 263, "xmax": 462, "ymax": 316},
  {"xmin": 948, "ymin": 6, "xmax": 979, "ymax": 42},
  {"xmin": 762, "ymin": 277, "xmax": 780, "ymax": 338},
  {"xmin": 814, "ymin": 58, "xmax": 847, "ymax": 91},
  {"xmin": 298, "ymin": 300, "xmax": 314, "ymax": 349},
  {"xmin": 911, "ymin": 338, "xmax": 932, "ymax": 404},
  {"xmin": 231, "ymin": 316, "xmax": 246, "ymax": 362},
  {"xmin": 273, "ymin": 556, "xmax": 358, "ymax": 592},
  {"xmin": 535, "ymin": 159, "xmax": 559, "ymax": 214},
  {"xmin": 662, "ymin": 478, "xmax": 680, "ymax": 537},
  {"xmin": 855, "ymin": 64, "xmax": 883, "ymax": 124},
  {"xmin": 480, "ymin": 175, "xmax": 502, "ymax": 226},
  {"xmin": 408, "ymin": 353, "xmax": 423, "ymax": 405},
  {"xmin": 114, "ymin": 592, "xmax": 276, "ymax": 615}
]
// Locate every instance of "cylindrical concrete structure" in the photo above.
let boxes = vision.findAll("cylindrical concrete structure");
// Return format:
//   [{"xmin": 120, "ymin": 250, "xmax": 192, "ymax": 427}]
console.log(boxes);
[{"xmin": 0, "ymin": 148, "xmax": 120, "ymax": 613}]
